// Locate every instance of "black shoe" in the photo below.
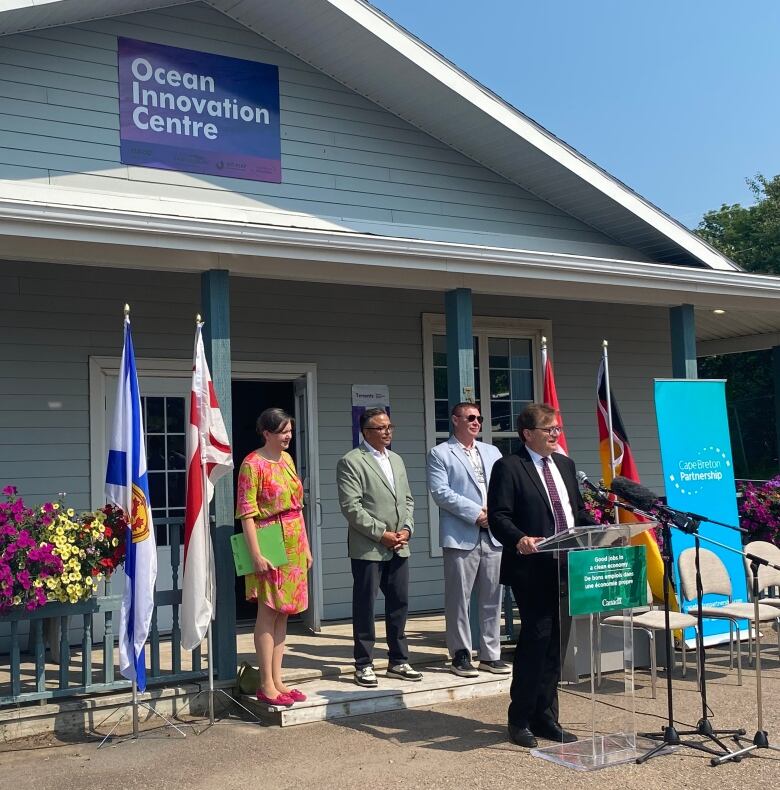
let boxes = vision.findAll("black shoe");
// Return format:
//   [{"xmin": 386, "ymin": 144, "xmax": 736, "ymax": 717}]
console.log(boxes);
[
  {"xmin": 451, "ymin": 649, "xmax": 479, "ymax": 678},
  {"xmin": 478, "ymin": 659, "xmax": 511, "ymax": 675},
  {"xmin": 531, "ymin": 721, "xmax": 577, "ymax": 743},
  {"xmin": 508, "ymin": 723, "xmax": 538, "ymax": 748}
]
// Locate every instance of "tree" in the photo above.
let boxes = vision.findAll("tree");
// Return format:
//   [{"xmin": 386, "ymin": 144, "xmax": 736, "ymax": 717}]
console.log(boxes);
[
  {"xmin": 696, "ymin": 174, "xmax": 780, "ymax": 274},
  {"xmin": 695, "ymin": 173, "xmax": 780, "ymax": 478}
]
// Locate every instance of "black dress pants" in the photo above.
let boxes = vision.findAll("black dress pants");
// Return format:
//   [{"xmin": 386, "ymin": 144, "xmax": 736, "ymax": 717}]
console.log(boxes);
[
  {"xmin": 509, "ymin": 566, "xmax": 571, "ymax": 728},
  {"xmin": 351, "ymin": 553, "xmax": 409, "ymax": 669}
]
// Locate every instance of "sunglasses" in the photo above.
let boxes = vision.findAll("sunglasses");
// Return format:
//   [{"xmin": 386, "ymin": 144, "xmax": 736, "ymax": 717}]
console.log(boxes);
[{"xmin": 464, "ymin": 414, "xmax": 484, "ymax": 424}]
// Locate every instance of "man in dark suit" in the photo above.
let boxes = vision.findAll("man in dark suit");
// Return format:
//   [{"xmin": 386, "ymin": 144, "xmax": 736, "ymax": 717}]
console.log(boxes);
[{"xmin": 487, "ymin": 403, "xmax": 594, "ymax": 748}]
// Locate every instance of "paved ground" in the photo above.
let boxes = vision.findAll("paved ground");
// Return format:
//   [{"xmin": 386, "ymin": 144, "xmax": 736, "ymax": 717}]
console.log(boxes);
[{"xmin": 3, "ymin": 650, "xmax": 779, "ymax": 790}]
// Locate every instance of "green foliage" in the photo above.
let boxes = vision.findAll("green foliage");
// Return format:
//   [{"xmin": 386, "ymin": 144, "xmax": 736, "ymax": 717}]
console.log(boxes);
[
  {"xmin": 696, "ymin": 174, "xmax": 780, "ymax": 480},
  {"xmin": 696, "ymin": 174, "xmax": 780, "ymax": 274}
]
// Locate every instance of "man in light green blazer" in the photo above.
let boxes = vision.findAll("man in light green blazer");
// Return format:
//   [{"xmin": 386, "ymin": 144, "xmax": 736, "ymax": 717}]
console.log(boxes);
[{"xmin": 337, "ymin": 407, "xmax": 423, "ymax": 687}]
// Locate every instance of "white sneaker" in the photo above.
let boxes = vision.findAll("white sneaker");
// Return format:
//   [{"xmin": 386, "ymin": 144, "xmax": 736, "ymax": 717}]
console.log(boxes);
[
  {"xmin": 387, "ymin": 663, "xmax": 423, "ymax": 681},
  {"xmin": 355, "ymin": 665, "xmax": 378, "ymax": 687}
]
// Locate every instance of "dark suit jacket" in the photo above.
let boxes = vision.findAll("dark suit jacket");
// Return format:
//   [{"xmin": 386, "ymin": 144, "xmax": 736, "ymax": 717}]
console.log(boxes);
[{"xmin": 487, "ymin": 447, "xmax": 594, "ymax": 587}]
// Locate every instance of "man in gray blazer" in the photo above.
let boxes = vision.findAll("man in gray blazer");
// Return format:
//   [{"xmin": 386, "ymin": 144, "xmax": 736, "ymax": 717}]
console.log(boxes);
[
  {"xmin": 427, "ymin": 402, "xmax": 510, "ymax": 677},
  {"xmin": 337, "ymin": 407, "xmax": 422, "ymax": 687}
]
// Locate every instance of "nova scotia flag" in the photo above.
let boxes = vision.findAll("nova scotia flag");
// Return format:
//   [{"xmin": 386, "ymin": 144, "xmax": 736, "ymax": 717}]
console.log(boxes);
[{"xmin": 105, "ymin": 314, "xmax": 157, "ymax": 691}]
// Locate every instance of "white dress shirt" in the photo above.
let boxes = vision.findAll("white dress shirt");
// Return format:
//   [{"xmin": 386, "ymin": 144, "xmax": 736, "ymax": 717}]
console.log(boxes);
[
  {"xmin": 525, "ymin": 447, "xmax": 575, "ymax": 531},
  {"xmin": 362, "ymin": 440, "xmax": 395, "ymax": 491},
  {"xmin": 458, "ymin": 440, "xmax": 487, "ymax": 507}
]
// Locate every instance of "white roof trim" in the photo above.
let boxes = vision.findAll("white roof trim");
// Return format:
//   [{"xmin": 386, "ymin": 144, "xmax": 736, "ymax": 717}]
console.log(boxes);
[{"xmin": 0, "ymin": 197, "xmax": 774, "ymax": 308}]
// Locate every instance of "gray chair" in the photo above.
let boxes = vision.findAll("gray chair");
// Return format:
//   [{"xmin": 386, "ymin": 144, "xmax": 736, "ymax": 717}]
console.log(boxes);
[
  {"xmin": 743, "ymin": 540, "xmax": 780, "ymax": 655},
  {"xmin": 599, "ymin": 582, "xmax": 700, "ymax": 698},
  {"xmin": 678, "ymin": 546, "xmax": 780, "ymax": 683}
]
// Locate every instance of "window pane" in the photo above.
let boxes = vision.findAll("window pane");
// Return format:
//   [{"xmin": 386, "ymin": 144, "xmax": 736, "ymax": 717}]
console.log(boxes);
[
  {"xmin": 435, "ymin": 399, "xmax": 449, "ymax": 433},
  {"xmin": 148, "ymin": 472, "xmax": 166, "ymax": 509},
  {"xmin": 511, "ymin": 370, "xmax": 534, "ymax": 402},
  {"xmin": 167, "ymin": 472, "xmax": 185, "ymax": 509},
  {"xmin": 490, "ymin": 369, "xmax": 510, "ymax": 400},
  {"xmin": 166, "ymin": 397, "xmax": 185, "ymax": 433},
  {"xmin": 488, "ymin": 337, "xmax": 509, "ymax": 368},
  {"xmin": 167, "ymin": 434, "xmax": 185, "ymax": 470},
  {"xmin": 509, "ymin": 338, "xmax": 532, "ymax": 369},
  {"xmin": 433, "ymin": 367, "xmax": 447, "ymax": 399},
  {"xmin": 147, "ymin": 434, "xmax": 166, "ymax": 471},
  {"xmin": 512, "ymin": 400, "xmax": 531, "ymax": 422},
  {"xmin": 145, "ymin": 397, "xmax": 165, "ymax": 433},
  {"xmin": 493, "ymin": 436, "xmax": 521, "ymax": 457},
  {"xmin": 490, "ymin": 400, "xmax": 511, "ymax": 432}
]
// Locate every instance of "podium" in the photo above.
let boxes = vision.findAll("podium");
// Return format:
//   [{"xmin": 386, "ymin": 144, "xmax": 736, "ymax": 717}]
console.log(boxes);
[{"xmin": 529, "ymin": 523, "xmax": 659, "ymax": 770}]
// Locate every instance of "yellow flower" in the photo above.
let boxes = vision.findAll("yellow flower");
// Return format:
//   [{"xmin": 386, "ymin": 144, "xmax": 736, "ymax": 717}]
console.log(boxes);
[
  {"xmin": 67, "ymin": 508, "xmax": 75, "ymax": 517},
  {"xmin": 33, "ymin": 579, "xmax": 43, "ymax": 588},
  {"xmin": 92, "ymin": 530, "xmax": 100, "ymax": 539},
  {"xmin": 111, "ymin": 538, "xmax": 119, "ymax": 547},
  {"xmin": 99, "ymin": 524, "xmax": 106, "ymax": 533},
  {"xmin": 79, "ymin": 550, "xmax": 86, "ymax": 559},
  {"xmin": 12, "ymin": 595, "xmax": 21, "ymax": 606},
  {"xmin": 53, "ymin": 503, "xmax": 60, "ymax": 510},
  {"xmin": 45, "ymin": 578, "xmax": 57, "ymax": 589},
  {"xmin": 55, "ymin": 526, "xmax": 65, "ymax": 537},
  {"xmin": 85, "ymin": 577, "xmax": 93, "ymax": 587}
]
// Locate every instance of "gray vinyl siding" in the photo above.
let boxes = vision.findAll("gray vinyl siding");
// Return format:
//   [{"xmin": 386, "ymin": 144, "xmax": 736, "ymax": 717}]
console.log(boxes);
[
  {"xmin": 0, "ymin": 2, "xmax": 649, "ymax": 261},
  {"xmin": 0, "ymin": 260, "xmax": 672, "ymax": 620}
]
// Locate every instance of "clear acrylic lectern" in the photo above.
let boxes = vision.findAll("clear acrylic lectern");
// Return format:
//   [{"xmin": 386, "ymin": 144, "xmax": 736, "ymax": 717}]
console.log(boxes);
[{"xmin": 529, "ymin": 522, "xmax": 660, "ymax": 771}]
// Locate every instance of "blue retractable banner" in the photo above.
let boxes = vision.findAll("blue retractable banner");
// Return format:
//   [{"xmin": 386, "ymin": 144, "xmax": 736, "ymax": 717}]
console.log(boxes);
[{"xmin": 654, "ymin": 379, "xmax": 747, "ymax": 643}]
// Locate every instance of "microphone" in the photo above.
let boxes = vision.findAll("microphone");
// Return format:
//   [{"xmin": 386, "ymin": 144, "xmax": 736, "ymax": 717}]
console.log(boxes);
[
  {"xmin": 576, "ymin": 471, "xmax": 603, "ymax": 495},
  {"xmin": 610, "ymin": 476, "xmax": 659, "ymax": 511}
]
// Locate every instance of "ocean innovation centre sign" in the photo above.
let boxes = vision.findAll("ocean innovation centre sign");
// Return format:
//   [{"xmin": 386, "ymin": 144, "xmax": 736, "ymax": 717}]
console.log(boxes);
[{"xmin": 118, "ymin": 38, "xmax": 281, "ymax": 182}]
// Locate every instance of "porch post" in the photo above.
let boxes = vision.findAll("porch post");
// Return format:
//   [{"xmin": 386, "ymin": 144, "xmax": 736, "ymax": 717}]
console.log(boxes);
[
  {"xmin": 201, "ymin": 269, "xmax": 237, "ymax": 680},
  {"xmin": 772, "ymin": 346, "xmax": 780, "ymax": 473},
  {"xmin": 445, "ymin": 288, "xmax": 481, "ymax": 649},
  {"xmin": 670, "ymin": 304, "xmax": 697, "ymax": 379},
  {"xmin": 445, "ymin": 288, "xmax": 475, "ymax": 407}
]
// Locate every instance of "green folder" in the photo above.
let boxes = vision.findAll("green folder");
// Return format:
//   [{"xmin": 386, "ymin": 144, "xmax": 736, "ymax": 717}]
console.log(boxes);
[{"xmin": 231, "ymin": 521, "xmax": 288, "ymax": 576}]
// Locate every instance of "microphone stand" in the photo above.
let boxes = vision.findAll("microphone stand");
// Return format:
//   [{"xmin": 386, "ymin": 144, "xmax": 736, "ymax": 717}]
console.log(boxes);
[
  {"xmin": 638, "ymin": 500, "xmax": 780, "ymax": 766},
  {"xmin": 633, "ymin": 510, "xmax": 740, "ymax": 763},
  {"xmin": 581, "ymin": 483, "xmax": 736, "ymax": 761}
]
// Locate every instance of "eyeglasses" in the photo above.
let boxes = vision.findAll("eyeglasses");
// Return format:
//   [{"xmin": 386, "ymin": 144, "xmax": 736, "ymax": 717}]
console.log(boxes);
[
  {"xmin": 464, "ymin": 414, "xmax": 484, "ymax": 424},
  {"xmin": 535, "ymin": 425, "xmax": 563, "ymax": 435},
  {"xmin": 365, "ymin": 424, "xmax": 395, "ymax": 433}
]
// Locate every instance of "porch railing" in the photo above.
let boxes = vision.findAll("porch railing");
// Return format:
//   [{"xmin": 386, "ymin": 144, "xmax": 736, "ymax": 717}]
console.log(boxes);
[{"xmin": 1, "ymin": 518, "xmax": 207, "ymax": 707}]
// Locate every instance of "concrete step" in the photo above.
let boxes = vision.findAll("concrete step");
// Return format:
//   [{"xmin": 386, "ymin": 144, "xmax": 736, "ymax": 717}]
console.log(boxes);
[{"xmin": 242, "ymin": 665, "xmax": 512, "ymax": 726}]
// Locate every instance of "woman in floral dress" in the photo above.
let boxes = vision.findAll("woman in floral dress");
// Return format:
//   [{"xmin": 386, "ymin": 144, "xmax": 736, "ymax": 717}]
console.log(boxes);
[{"xmin": 235, "ymin": 407, "xmax": 312, "ymax": 707}]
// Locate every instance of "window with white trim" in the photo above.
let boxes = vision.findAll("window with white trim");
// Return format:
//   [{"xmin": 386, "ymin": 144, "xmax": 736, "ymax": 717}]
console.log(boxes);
[{"xmin": 423, "ymin": 314, "xmax": 552, "ymax": 555}]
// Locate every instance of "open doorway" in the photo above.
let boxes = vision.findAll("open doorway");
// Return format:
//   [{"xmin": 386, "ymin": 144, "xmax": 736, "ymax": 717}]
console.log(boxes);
[{"xmin": 231, "ymin": 376, "xmax": 321, "ymax": 632}]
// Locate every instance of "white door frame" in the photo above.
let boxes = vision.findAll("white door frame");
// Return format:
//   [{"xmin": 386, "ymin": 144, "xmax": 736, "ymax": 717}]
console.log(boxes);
[{"xmin": 88, "ymin": 356, "xmax": 324, "ymax": 625}]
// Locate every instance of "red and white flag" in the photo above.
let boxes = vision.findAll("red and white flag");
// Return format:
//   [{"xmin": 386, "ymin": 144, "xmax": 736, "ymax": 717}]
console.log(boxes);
[
  {"xmin": 541, "ymin": 340, "xmax": 569, "ymax": 455},
  {"xmin": 181, "ymin": 322, "xmax": 233, "ymax": 651}
]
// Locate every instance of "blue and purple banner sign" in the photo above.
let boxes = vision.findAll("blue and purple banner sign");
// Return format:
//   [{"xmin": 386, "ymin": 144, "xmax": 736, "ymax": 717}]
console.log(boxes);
[{"xmin": 118, "ymin": 38, "xmax": 281, "ymax": 182}]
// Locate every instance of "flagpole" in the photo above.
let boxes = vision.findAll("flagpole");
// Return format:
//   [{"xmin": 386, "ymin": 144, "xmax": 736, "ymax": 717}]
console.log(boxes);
[{"xmin": 601, "ymin": 340, "xmax": 620, "ymax": 525}]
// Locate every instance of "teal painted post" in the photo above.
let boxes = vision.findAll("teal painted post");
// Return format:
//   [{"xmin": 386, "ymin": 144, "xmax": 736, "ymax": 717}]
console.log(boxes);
[
  {"xmin": 445, "ymin": 289, "xmax": 475, "ymax": 407},
  {"xmin": 772, "ymin": 346, "xmax": 780, "ymax": 473},
  {"xmin": 201, "ymin": 270, "xmax": 237, "ymax": 680},
  {"xmin": 445, "ymin": 289, "xmax": 481, "ymax": 650},
  {"xmin": 670, "ymin": 304, "xmax": 697, "ymax": 379}
]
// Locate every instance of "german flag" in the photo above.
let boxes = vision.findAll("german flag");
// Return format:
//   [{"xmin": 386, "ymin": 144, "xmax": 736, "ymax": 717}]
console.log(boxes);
[{"xmin": 597, "ymin": 359, "xmax": 670, "ymax": 605}]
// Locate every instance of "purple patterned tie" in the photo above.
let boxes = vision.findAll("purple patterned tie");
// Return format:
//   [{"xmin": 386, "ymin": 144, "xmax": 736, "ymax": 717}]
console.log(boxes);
[{"xmin": 541, "ymin": 457, "xmax": 568, "ymax": 533}]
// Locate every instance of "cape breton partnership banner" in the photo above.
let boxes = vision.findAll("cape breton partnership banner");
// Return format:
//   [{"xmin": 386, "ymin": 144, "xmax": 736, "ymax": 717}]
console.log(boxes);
[{"xmin": 118, "ymin": 38, "xmax": 281, "ymax": 182}]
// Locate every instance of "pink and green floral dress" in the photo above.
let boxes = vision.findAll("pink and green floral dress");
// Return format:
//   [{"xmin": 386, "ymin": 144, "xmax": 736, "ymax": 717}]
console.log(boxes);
[{"xmin": 235, "ymin": 450, "xmax": 309, "ymax": 614}]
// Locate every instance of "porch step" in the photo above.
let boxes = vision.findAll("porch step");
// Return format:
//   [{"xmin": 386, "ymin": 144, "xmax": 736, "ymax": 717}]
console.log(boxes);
[{"xmin": 242, "ymin": 665, "xmax": 512, "ymax": 726}]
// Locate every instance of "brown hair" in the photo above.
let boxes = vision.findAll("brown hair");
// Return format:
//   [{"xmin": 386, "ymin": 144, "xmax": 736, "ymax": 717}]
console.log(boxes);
[
  {"xmin": 451, "ymin": 401, "xmax": 480, "ymax": 417},
  {"xmin": 516, "ymin": 403, "xmax": 558, "ymax": 442},
  {"xmin": 256, "ymin": 407, "xmax": 294, "ymax": 447}
]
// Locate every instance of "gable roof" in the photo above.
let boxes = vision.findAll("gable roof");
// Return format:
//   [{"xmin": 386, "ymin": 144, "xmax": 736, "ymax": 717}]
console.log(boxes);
[{"xmin": 0, "ymin": 0, "xmax": 739, "ymax": 271}]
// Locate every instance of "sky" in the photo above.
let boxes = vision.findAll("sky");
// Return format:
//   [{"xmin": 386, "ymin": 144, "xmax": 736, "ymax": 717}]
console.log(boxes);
[{"xmin": 370, "ymin": 1, "xmax": 780, "ymax": 229}]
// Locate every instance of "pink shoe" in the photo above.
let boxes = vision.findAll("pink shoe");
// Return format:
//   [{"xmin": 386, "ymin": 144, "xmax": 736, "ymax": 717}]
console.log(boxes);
[
  {"xmin": 256, "ymin": 690, "xmax": 294, "ymax": 707},
  {"xmin": 286, "ymin": 688, "xmax": 307, "ymax": 703}
]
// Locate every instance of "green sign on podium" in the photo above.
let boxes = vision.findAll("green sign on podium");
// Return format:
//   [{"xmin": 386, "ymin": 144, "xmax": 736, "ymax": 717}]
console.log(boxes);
[{"xmin": 568, "ymin": 545, "xmax": 647, "ymax": 616}]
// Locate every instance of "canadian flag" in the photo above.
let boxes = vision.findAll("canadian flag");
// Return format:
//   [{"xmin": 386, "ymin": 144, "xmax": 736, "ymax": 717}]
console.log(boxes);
[
  {"xmin": 541, "ymin": 340, "xmax": 569, "ymax": 456},
  {"xmin": 180, "ymin": 322, "xmax": 233, "ymax": 651}
]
